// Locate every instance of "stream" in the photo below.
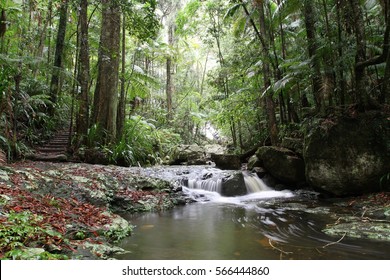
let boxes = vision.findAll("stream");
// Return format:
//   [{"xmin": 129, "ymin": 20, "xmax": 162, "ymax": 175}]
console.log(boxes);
[{"xmin": 115, "ymin": 166, "xmax": 390, "ymax": 260}]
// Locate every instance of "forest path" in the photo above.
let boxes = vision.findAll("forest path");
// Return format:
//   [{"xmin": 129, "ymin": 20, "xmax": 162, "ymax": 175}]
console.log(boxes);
[{"xmin": 29, "ymin": 128, "xmax": 72, "ymax": 162}]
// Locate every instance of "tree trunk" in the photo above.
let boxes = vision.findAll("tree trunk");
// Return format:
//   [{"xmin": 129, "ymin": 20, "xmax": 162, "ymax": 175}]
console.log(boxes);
[
  {"xmin": 92, "ymin": 0, "xmax": 121, "ymax": 144},
  {"xmin": 36, "ymin": 1, "xmax": 52, "ymax": 58},
  {"xmin": 253, "ymin": 0, "xmax": 278, "ymax": 146},
  {"xmin": 349, "ymin": 0, "xmax": 369, "ymax": 107},
  {"xmin": 303, "ymin": 0, "xmax": 323, "ymax": 113},
  {"xmin": 336, "ymin": 1, "xmax": 347, "ymax": 105},
  {"xmin": 117, "ymin": 13, "xmax": 126, "ymax": 140},
  {"xmin": 166, "ymin": 23, "xmax": 174, "ymax": 121},
  {"xmin": 382, "ymin": 0, "xmax": 390, "ymax": 102},
  {"xmin": 49, "ymin": 0, "xmax": 68, "ymax": 114},
  {"xmin": 76, "ymin": 0, "xmax": 90, "ymax": 140},
  {"xmin": 0, "ymin": 9, "xmax": 7, "ymax": 53}
]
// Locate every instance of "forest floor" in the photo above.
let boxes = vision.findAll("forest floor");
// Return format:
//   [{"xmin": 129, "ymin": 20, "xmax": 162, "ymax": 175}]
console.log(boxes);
[{"xmin": 0, "ymin": 161, "xmax": 184, "ymax": 260}]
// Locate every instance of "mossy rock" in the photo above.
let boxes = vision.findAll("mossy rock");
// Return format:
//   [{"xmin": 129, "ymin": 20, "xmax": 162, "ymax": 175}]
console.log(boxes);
[
  {"xmin": 304, "ymin": 111, "xmax": 390, "ymax": 196},
  {"xmin": 256, "ymin": 146, "xmax": 306, "ymax": 186},
  {"xmin": 323, "ymin": 221, "xmax": 390, "ymax": 242}
]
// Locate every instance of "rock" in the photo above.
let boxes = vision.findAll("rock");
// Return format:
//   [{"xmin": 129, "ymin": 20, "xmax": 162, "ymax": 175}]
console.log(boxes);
[
  {"xmin": 204, "ymin": 144, "xmax": 226, "ymax": 156},
  {"xmin": 303, "ymin": 111, "xmax": 390, "ymax": 196},
  {"xmin": 80, "ymin": 242, "xmax": 127, "ymax": 260},
  {"xmin": 84, "ymin": 148, "xmax": 110, "ymax": 165},
  {"xmin": 256, "ymin": 146, "xmax": 306, "ymax": 185},
  {"xmin": 221, "ymin": 171, "xmax": 247, "ymax": 196},
  {"xmin": 252, "ymin": 166, "xmax": 267, "ymax": 178},
  {"xmin": 171, "ymin": 144, "xmax": 206, "ymax": 165},
  {"xmin": 20, "ymin": 248, "xmax": 46, "ymax": 259},
  {"xmin": 323, "ymin": 221, "xmax": 390, "ymax": 242},
  {"xmin": 210, "ymin": 154, "xmax": 241, "ymax": 170},
  {"xmin": 281, "ymin": 137, "xmax": 304, "ymax": 155}
]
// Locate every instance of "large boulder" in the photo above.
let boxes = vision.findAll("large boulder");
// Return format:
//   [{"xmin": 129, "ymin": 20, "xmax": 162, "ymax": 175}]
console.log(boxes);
[
  {"xmin": 210, "ymin": 154, "xmax": 241, "ymax": 170},
  {"xmin": 256, "ymin": 146, "xmax": 306, "ymax": 185},
  {"xmin": 170, "ymin": 144, "xmax": 206, "ymax": 165},
  {"xmin": 221, "ymin": 171, "xmax": 247, "ymax": 196},
  {"xmin": 204, "ymin": 144, "xmax": 226, "ymax": 156},
  {"xmin": 303, "ymin": 111, "xmax": 390, "ymax": 196}
]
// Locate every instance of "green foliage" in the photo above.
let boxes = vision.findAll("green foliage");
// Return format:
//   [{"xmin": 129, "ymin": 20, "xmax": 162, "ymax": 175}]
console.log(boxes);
[
  {"xmin": 0, "ymin": 211, "xmax": 68, "ymax": 260},
  {"xmin": 122, "ymin": 0, "xmax": 160, "ymax": 41},
  {"xmin": 103, "ymin": 224, "xmax": 133, "ymax": 243},
  {"xmin": 111, "ymin": 115, "xmax": 182, "ymax": 166},
  {"xmin": 86, "ymin": 123, "xmax": 102, "ymax": 148}
]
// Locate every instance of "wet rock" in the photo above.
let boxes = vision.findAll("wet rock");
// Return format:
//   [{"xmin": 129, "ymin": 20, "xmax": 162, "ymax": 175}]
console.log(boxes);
[
  {"xmin": 304, "ymin": 111, "xmax": 390, "ymax": 196},
  {"xmin": 210, "ymin": 154, "xmax": 241, "ymax": 170},
  {"xmin": 323, "ymin": 220, "xmax": 390, "ymax": 242},
  {"xmin": 252, "ymin": 167, "xmax": 267, "ymax": 178},
  {"xmin": 221, "ymin": 171, "xmax": 247, "ymax": 196},
  {"xmin": 256, "ymin": 146, "xmax": 306, "ymax": 186}
]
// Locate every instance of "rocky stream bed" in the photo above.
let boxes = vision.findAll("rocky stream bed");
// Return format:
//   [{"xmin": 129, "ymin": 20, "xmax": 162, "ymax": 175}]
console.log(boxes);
[{"xmin": 0, "ymin": 161, "xmax": 389, "ymax": 260}]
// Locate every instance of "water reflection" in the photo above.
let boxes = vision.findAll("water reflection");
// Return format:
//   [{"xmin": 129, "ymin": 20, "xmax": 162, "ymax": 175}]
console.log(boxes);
[{"xmin": 116, "ymin": 201, "xmax": 390, "ymax": 260}]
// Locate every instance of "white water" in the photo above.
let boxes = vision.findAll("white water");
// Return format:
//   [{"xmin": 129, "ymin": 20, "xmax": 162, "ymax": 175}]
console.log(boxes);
[
  {"xmin": 183, "ymin": 187, "xmax": 294, "ymax": 206},
  {"xmin": 128, "ymin": 165, "xmax": 294, "ymax": 205},
  {"xmin": 242, "ymin": 171, "xmax": 272, "ymax": 193},
  {"xmin": 184, "ymin": 170, "xmax": 294, "ymax": 206}
]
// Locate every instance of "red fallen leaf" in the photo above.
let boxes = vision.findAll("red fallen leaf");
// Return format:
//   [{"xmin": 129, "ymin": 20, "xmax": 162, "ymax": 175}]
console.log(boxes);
[{"xmin": 12, "ymin": 205, "xmax": 23, "ymax": 212}]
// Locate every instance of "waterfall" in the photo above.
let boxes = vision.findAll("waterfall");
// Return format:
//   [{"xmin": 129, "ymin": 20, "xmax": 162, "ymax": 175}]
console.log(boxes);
[
  {"xmin": 242, "ymin": 171, "xmax": 272, "ymax": 193},
  {"xmin": 179, "ymin": 167, "xmax": 293, "ymax": 203},
  {"xmin": 187, "ymin": 178, "xmax": 223, "ymax": 193},
  {"xmin": 183, "ymin": 169, "xmax": 272, "ymax": 195}
]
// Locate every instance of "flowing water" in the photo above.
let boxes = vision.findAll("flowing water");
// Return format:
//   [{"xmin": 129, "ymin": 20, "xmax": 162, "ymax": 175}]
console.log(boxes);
[{"xmin": 115, "ymin": 166, "xmax": 390, "ymax": 260}]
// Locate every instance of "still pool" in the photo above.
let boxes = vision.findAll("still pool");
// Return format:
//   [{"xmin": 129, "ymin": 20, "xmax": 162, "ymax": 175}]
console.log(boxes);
[{"xmin": 115, "ymin": 189, "xmax": 390, "ymax": 260}]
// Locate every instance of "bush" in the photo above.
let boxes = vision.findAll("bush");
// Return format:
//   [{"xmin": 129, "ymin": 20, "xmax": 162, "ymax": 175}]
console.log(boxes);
[{"xmin": 111, "ymin": 115, "xmax": 182, "ymax": 166}]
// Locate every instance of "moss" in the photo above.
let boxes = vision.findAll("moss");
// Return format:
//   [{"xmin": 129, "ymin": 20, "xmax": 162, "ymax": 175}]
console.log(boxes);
[
  {"xmin": 102, "ymin": 215, "xmax": 133, "ymax": 243},
  {"xmin": 80, "ymin": 242, "xmax": 127, "ymax": 260},
  {"xmin": 323, "ymin": 221, "xmax": 390, "ymax": 242}
]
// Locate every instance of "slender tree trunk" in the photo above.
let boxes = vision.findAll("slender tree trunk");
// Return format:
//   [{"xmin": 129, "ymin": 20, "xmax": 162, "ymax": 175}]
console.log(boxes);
[
  {"xmin": 336, "ymin": 1, "xmax": 346, "ymax": 105},
  {"xmin": 253, "ymin": 0, "xmax": 278, "ymax": 146},
  {"xmin": 349, "ymin": 0, "xmax": 370, "ymax": 107},
  {"xmin": 117, "ymin": 13, "xmax": 126, "ymax": 140},
  {"xmin": 303, "ymin": 0, "xmax": 323, "ymax": 113},
  {"xmin": 382, "ymin": 0, "xmax": 390, "ymax": 102},
  {"xmin": 36, "ymin": 1, "xmax": 52, "ymax": 58},
  {"xmin": 76, "ymin": 0, "xmax": 90, "ymax": 141},
  {"xmin": 92, "ymin": 0, "xmax": 121, "ymax": 144},
  {"xmin": 200, "ymin": 50, "xmax": 209, "ymax": 96},
  {"xmin": 0, "ymin": 9, "xmax": 7, "ymax": 53},
  {"xmin": 321, "ymin": 0, "xmax": 336, "ymax": 107},
  {"xmin": 166, "ymin": 23, "xmax": 174, "ymax": 121},
  {"xmin": 50, "ymin": 0, "xmax": 69, "ymax": 114}
]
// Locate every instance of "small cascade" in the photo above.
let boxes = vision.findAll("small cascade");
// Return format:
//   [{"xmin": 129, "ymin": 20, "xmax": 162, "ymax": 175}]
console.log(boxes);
[
  {"xmin": 187, "ymin": 177, "xmax": 223, "ymax": 193},
  {"xmin": 242, "ymin": 171, "xmax": 272, "ymax": 193}
]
